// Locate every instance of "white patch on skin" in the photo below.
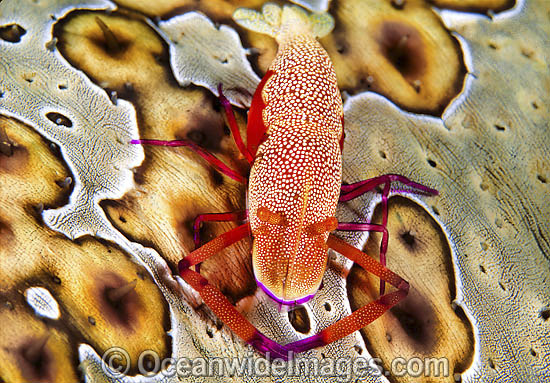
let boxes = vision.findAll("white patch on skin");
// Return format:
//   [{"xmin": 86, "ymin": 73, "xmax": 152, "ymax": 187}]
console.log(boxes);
[
  {"xmin": 0, "ymin": 0, "xmax": 144, "ymax": 241},
  {"xmin": 25, "ymin": 287, "xmax": 61, "ymax": 320},
  {"xmin": 156, "ymin": 12, "xmax": 261, "ymax": 108},
  {"xmin": 290, "ymin": 0, "xmax": 330, "ymax": 13}
]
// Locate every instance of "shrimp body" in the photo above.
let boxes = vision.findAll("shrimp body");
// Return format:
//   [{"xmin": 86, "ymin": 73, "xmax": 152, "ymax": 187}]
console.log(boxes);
[
  {"xmin": 248, "ymin": 29, "xmax": 344, "ymax": 302},
  {"xmin": 133, "ymin": 3, "xmax": 435, "ymax": 359}
]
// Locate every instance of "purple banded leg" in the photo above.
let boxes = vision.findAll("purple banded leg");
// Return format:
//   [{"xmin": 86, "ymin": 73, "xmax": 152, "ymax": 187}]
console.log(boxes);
[
  {"xmin": 339, "ymin": 174, "xmax": 438, "ymax": 294},
  {"xmin": 192, "ymin": 210, "xmax": 248, "ymax": 273},
  {"xmin": 337, "ymin": 222, "xmax": 388, "ymax": 294},
  {"xmin": 130, "ymin": 139, "xmax": 246, "ymax": 183},
  {"xmin": 284, "ymin": 234, "xmax": 410, "ymax": 355},
  {"xmin": 339, "ymin": 174, "xmax": 438, "ymax": 202}
]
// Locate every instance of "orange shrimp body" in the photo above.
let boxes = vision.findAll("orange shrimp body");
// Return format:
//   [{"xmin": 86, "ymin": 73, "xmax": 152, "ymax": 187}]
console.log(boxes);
[
  {"xmin": 249, "ymin": 34, "xmax": 344, "ymax": 303},
  {"xmin": 134, "ymin": 4, "xmax": 435, "ymax": 360}
]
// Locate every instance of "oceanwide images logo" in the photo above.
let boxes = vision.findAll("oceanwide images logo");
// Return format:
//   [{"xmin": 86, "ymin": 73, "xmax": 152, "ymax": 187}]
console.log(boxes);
[{"xmin": 101, "ymin": 347, "xmax": 450, "ymax": 380}]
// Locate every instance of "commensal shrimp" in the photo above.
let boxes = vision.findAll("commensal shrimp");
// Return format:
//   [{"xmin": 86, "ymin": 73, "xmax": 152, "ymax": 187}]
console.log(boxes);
[{"xmin": 132, "ymin": 4, "xmax": 438, "ymax": 360}]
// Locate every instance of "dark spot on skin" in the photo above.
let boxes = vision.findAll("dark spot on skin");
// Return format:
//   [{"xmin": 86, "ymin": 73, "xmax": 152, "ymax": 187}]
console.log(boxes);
[
  {"xmin": 58, "ymin": 84, "xmax": 67, "ymax": 90},
  {"xmin": 0, "ymin": 133, "xmax": 13, "ymax": 156},
  {"xmin": 132, "ymin": 167, "xmax": 146, "ymax": 185},
  {"xmin": 521, "ymin": 47, "xmax": 534, "ymax": 59},
  {"xmin": 46, "ymin": 112, "xmax": 72, "ymax": 128},
  {"xmin": 96, "ymin": 273, "xmax": 140, "ymax": 329},
  {"xmin": 540, "ymin": 308, "xmax": 550, "ymax": 321},
  {"xmin": 140, "ymin": 353, "xmax": 158, "ymax": 374},
  {"xmin": 432, "ymin": 206, "xmax": 440, "ymax": 216},
  {"xmin": 377, "ymin": 21, "xmax": 426, "ymax": 81},
  {"xmin": 335, "ymin": 37, "xmax": 349, "ymax": 54},
  {"xmin": 354, "ymin": 345, "xmax": 363, "ymax": 354},
  {"xmin": 530, "ymin": 348, "xmax": 537, "ymax": 357},
  {"xmin": 412, "ymin": 79, "xmax": 422, "ymax": 93},
  {"xmin": 109, "ymin": 90, "xmax": 118, "ymax": 105},
  {"xmin": 391, "ymin": 0, "xmax": 406, "ymax": 10},
  {"xmin": 488, "ymin": 42, "xmax": 498, "ymax": 50},
  {"xmin": 52, "ymin": 275, "xmax": 61, "ymax": 285},
  {"xmin": 288, "ymin": 306, "xmax": 310, "ymax": 334},
  {"xmin": 537, "ymin": 174, "xmax": 547, "ymax": 184},
  {"xmin": 488, "ymin": 357, "xmax": 496, "ymax": 369},
  {"xmin": 119, "ymin": 216, "xmax": 127, "ymax": 223},
  {"xmin": 531, "ymin": 101, "xmax": 539, "ymax": 109},
  {"xmin": 206, "ymin": 327, "xmax": 214, "ymax": 338},
  {"xmin": 494, "ymin": 124, "xmax": 506, "ymax": 132},
  {"xmin": 209, "ymin": 167, "xmax": 224, "ymax": 187},
  {"xmin": 178, "ymin": 109, "xmax": 226, "ymax": 152},
  {"xmin": 56, "ymin": 176, "xmax": 72, "ymax": 189},
  {"xmin": 389, "ymin": 296, "xmax": 436, "ymax": 349},
  {"xmin": 0, "ymin": 136, "xmax": 28, "ymax": 173},
  {"xmin": 187, "ymin": 130, "xmax": 206, "ymax": 145},
  {"xmin": 121, "ymin": 82, "xmax": 136, "ymax": 99},
  {"xmin": 88, "ymin": 316, "xmax": 96, "ymax": 325},
  {"xmin": 17, "ymin": 335, "xmax": 53, "ymax": 382},
  {"xmin": 0, "ymin": 24, "xmax": 26, "ymax": 43},
  {"xmin": 400, "ymin": 230, "xmax": 416, "ymax": 248},
  {"xmin": 324, "ymin": 302, "xmax": 331, "ymax": 311},
  {"xmin": 91, "ymin": 16, "xmax": 130, "ymax": 55},
  {"xmin": 379, "ymin": 150, "xmax": 387, "ymax": 159},
  {"xmin": 427, "ymin": 159, "xmax": 437, "ymax": 168},
  {"xmin": 45, "ymin": 38, "xmax": 57, "ymax": 51},
  {"xmin": 479, "ymin": 265, "xmax": 486, "ymax": 273},
  {"xmin": 177, "ymin": 213, "xmax": 201, "ymax": 246}
]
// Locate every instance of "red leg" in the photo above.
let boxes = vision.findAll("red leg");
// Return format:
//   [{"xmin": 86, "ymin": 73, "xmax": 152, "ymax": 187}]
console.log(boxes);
[
  {"xmin": 284, "ymin": 234, "xmax": 409, "ymax": 354},
  {"xmin": 179, "ymin": 222, "xmax": 291, "ymax": 359},
  {"xmin": 192, "ymin": 210, "xmax": 248, "ymax": 273},
  {"xmin": 131, "ymin": 139, "xmax": 246, "ymax": 183},
  {"xmin": 178, "ymin": 223, "xmax": 251, "ymax": 271},
  {"xmin": 179, "ymin": 227, "xmax": 408, "ymax": 359},
  {"xmin": 217, "ymin": 85, "xmax": 254, "ymax": 165},
  {"xmin": 246, "ymin": 71, "xmax": 274, "ymax": 156},
  {"xmin": 179, "ymin": 267, "xmax": 290, "ymax": 360},
  {"xmin": 193, "ymin": 211, "xmax": 249, "ymax": 248},
  {"xmin": 339, "ymin": 175, "xmax": 438, "ymax": 294},
  {"xmin": 337, "ymin": 221, "xmax": 388, "ymax": 293}
]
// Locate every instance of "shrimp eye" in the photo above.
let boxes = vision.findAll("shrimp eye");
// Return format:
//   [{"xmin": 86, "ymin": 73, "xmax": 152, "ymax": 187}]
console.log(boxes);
[
  {"xmin": 306, "ymin": 217, "xmax": 338, "ymax": 236},
  {"xmin": 257, "ymin": 206, "xmax": 288, "ymax": 226}
]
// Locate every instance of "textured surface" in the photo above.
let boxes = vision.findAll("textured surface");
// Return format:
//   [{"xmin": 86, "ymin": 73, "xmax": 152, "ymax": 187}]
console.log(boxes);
[{"xmin": 1, "ymin": 0, "xmax": 549, "ymax": 382}]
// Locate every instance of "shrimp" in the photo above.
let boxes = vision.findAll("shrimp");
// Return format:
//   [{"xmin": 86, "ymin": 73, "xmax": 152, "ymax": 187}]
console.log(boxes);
[{"xmin": 132, "ymin": 3, "xmax": 438, "ymax": 360}]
